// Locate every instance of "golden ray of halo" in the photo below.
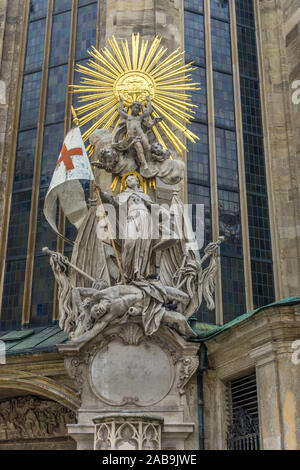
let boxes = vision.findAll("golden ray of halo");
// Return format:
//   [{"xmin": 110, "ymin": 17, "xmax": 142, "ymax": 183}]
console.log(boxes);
[{"xmin": 70, "ymin": 34, "xmax": 200, "ymax": 153}]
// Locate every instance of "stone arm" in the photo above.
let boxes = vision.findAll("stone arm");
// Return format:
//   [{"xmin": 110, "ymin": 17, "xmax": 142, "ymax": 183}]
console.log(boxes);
[
  {"xmin": 73, "ymin": 287, "xmax": 100, "ymax": 298},
  {"xmin": 147, "ymin": 116, "xmax": 163, "ymax": 128},
  {"xmin": 95, "ymin": 185, "xmax": 118, "ymax": 208},
  {"xmin": 142, "ymin": 96, "xmax": 153, "ymax": 118},
  {"xmin": 118, "ymin": 95, "xmax": 129, "ymax": 120}
]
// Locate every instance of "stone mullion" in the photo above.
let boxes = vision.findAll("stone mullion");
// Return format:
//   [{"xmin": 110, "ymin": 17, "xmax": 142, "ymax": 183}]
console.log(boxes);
[
  {"xmin": 229, "ymin": 0, "xmax": 254, "ymax": 312},
  {"xmin": 253, "ymin": 0, "xmax": 282, "ymax": 301},
  {"xmin": 204, "ymin": 0, "xmax": 223, "ymax": 325},
  {"xmin": 53, "ymin": 0, "xmax": 79, "ymax": 322},
  {"xmin": 22, "ymin": 0, "xmax": 54, "ymax": 325},
  {"xmin": 0, "ymin": 0, "xmax": 30, "ymax": 316}
]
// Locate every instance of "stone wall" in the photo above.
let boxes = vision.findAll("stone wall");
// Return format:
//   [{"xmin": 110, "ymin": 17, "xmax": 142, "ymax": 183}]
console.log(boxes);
[
  {"xmin": 203, "ymin": 303, "xmax": 300, "ymax": 450},
  {"xmin": 257, "ymin": 0, "xmax": 300, "ymax": 298},
  {"xmin": 99, "ymin": 0, "xmax": 184, "ymax": 48},
  {"xmin": 0, "ymin": 0, "xmax": 24, "ymax": 239}
]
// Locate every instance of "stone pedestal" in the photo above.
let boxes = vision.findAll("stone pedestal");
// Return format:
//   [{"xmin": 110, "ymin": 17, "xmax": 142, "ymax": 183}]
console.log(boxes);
[{"xmin": 58, "ymin": 320, "xmax": 200, "ymax": 450}]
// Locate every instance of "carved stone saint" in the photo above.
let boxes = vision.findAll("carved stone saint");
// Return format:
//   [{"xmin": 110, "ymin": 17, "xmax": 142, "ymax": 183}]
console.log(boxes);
[{"xmin": 97, "ymin": 174, "xmax": 178, "ymax": 281}]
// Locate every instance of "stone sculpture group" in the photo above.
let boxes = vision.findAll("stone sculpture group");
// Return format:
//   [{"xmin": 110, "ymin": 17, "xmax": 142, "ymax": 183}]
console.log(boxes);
[{"xmin": 44, "ymin": 97, "xmax": 223, "ymax": 343}]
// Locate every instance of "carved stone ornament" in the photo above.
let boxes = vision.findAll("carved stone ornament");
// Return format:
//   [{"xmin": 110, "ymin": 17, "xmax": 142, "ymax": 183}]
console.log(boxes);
[
  {"xmin": 89, "ymin": 325, "xmax": 175, "ymax": 407},
  {"xmin": 94, "ymin": 414, "xmax": 163, "ymax": 450},
  {"xmin": 65, "ymin": 338, "xmax": 108, "ymax": 395},
  {"xmin": 0, "ymin": 396, "xmax": 76, "ymax": 441},
  {"xmin": 177, "ymin": 356, "xmax": 199, "ymax": 395},
  {"xmin": 118, "ymin": 323, "xmax": 144, "ymax": 345}
]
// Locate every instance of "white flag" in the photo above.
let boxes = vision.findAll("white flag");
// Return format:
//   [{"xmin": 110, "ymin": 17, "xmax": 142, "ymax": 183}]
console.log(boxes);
[{"xmin": 44, "ymin": 127, "xmax": 94, "ymax": 241}]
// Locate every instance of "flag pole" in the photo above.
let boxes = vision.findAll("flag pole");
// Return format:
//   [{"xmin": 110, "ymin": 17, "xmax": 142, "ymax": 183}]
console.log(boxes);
[{"xmin": 71, "ymin": 107, "xmax": 126, "ymax": 285}]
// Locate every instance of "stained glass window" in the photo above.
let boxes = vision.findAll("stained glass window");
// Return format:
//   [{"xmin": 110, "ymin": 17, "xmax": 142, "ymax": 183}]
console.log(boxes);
[
  {"xmin": 40, "ymin": 123, "xmax": 65, "ymax": 186},
  {"xmin": 6, "ymin": 190, "xmax": 32, "ymax": 259},
  {"xmin": 187, "ymin": 123, "xmax": 209, "ymax": 185},
  {"xmin": 19, "ymin": 72, "xmax": 42, "ymax": 130},
  {"xmin": 189, "ymin": 66, "xmax": 207, "ymax": 123},
  {"xmin": 211, "ymin": 19, "xmax": 232, "ymax": 73},
  {"xmin": 29, "ymin": 0, "xmax": 47, "ymax": 21},
  {"xmin": 210, "ymin": 0, "xmax": 229, "ymax": 21},
  {"xmin": 75, "ymin": 3, "xmax": 98, "ymax": 60},
  {"xmin": 1, "ymin": 259, "xmax": 27, "ymax": 331},
  {"xmin": 30, "ymin": 256, "xmax": 55, "ymax": 326},
  {"xmin": 35, "ymin": 189, "xmax": 58, "ymax": 254},
  {"xmin": 235, "ymin": 0, "xmax": 255, "ymax": 28},
  {"xmin": 45, "ymin": 64, "xmax": 68, "ymax": 124},
  {"xmin": 251, "ymin": 260, "xmax": 275, "ymax": 309},
  {"xmin": 24, "ymin": 19, "xmax": 46, "ymax": 73},
  {"xmin": 237, "ymin": 25, "xmax": 258, "ymax": 79},
  {"xmin": 221, "ymin": 256, "xmax": 246, "ymax": 322},
  {"xmin": 184, "ymin": 11, "xmax": 205, "ymax": 66},
  {"xmin": 49, "ymin": 11, "xmax": 71, "ymax": 67},
  {"xmin": 237, "ymin": 0, "xmax": 275, "ymax": 306},
  {"xmin": 218, "ymin": 190, "xmax": 243, "ymax": 257},
  {"xmin": 1, "ymin": 1, "xmax": 99, "ymax": 330},
  {"xmin": 184, "ymin": 0, "xmax": 204, "ymax": 14},
  {"xmin": 13, "ymin": 129, "xmax": 37, "ymax": 191},
  {"xmin": 216, "ymin": 128, "xmax": 239, "ymax": 191},
  {"xmin": 213, "ymin": 71, "xmax": 235, "ymax": 129},
  {"xmin": 54, "ymin": 0, "xmax": 72, "ymax": 13}
]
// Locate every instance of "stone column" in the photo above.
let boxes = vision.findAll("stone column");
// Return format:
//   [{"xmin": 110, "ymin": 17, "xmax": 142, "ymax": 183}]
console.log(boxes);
[
  {"xmin": 251, "ymin": 339, "xmax": 300, "ymax": 450},
  {"xmin": 250, "ymin": 343, "xmax": 282, "ymax": 450}
]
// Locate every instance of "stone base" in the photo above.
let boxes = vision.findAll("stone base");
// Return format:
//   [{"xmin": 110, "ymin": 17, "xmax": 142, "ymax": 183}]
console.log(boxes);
[
  {"xmin": 67, "ymin": 421, "xmax": 195, "ymax": 451},
  {"xmin": 58, "ymin": 320, "xmax": 200, "ymax": 450}
]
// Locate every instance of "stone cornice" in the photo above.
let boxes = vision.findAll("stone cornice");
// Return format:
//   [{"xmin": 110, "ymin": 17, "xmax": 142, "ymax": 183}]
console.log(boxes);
[{"xmin": 205, "ymin": 305, "xmax": 300, "ymax": 375}]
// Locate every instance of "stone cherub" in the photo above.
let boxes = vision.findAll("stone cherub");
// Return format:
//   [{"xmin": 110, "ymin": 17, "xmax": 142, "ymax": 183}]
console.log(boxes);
[
  {"xmin": 115, "ymin": 95, "xmax": 163, "ymax": 176},
  {"xmin": 150, "ymin": 142, "xmax": 171, "ymax": 162}
]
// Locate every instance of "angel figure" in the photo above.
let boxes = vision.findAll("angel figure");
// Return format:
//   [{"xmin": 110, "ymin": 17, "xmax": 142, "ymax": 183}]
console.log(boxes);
[{"xmin": 114, "ymin": 96, "xmax": 162, "ymax": 176}]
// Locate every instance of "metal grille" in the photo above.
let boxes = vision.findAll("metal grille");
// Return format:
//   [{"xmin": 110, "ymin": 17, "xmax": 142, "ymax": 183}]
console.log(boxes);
[{"xmin": 226, "ymin": 372, "xmax": 260, "ymax": 450}]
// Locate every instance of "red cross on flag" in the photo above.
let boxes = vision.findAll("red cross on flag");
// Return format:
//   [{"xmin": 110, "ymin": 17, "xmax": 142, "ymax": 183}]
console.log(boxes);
[{"xmin": 44, "ymin": 127, "xmax": 94, "ymax": 241}]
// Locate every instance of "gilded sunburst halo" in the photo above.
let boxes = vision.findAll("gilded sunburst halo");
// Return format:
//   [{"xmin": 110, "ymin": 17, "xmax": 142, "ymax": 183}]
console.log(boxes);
[{"xmin": 70, "ymin": 34, "xmax": 200, "ymax": 156}]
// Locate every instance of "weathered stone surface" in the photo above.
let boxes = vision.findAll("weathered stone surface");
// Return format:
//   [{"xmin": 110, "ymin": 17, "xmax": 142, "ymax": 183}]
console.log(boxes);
[
  {"xmin": 59, "ymin": 320, "xmax": 200, "ymax": 450},
  {"xmin": 0, "ymin": 0, "xmax": 24, "ymax": 237},
  {"xmin": 90, "ymin": 338, "xmax": 173, "ymax": 406},
  {"xmin": 258, "ymin": 0, "xmax": 300, "ymax": 298},
  {"xmin": 203, "ymin": 304, "xmax": 300, "ymax": 450},
  {"xmin": 0, "ymin": 395, "xmax": 76, "ymax": 441}
]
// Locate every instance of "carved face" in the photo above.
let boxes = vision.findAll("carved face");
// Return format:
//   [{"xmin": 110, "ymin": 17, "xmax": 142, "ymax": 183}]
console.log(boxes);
[
  {"xmin": 91, "ymin": 299, "xmax": 110, "ymax": 319},
  {"xmin": 99, "ymin": 148, "xmax": 119, "ymax": 171},
  {"xmin": 131, "ymin": 101, "xmax": 142, "ymax": 116},
  {"xmin": 151, "ymin": 142, "xmax": 163, "ymax": 155},
  {"xmin": 126, "ymin": 175, "xmax": 139, "ymax": 189}
]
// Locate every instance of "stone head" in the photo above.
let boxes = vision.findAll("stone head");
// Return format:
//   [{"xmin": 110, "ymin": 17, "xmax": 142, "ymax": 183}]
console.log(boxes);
[
  {"xmin": 126, "ymin": 175, "xmax": 139, "ymax": 189},
  {"xmin": 131, "ymin": 101, "xmax": 142, "ymax": 116},
  {"xmin": 151, "ymin": 142, "xmax": 164, "ymax": 155},
  {"xmin": 99, "ymin": 147, "xmax": 119, "ymax": 171},
  {"xmin": 91, "ymin": 299, "xmax": 111, "ymax": 319}
]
